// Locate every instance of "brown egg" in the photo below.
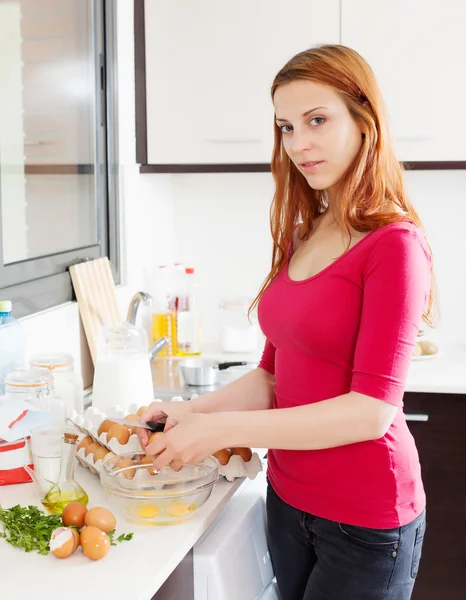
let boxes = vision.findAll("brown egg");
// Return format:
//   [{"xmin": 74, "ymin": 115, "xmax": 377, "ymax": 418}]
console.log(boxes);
[
  {"xmin": 93, "ymin": 445, "xmax": 110, "ymax": 462},
  {"xmin": 137, "ymin": 405, "xmax": 148, "ymax": 417},
  {"xmin": 97, "ymin": 419, "xmax": 116, "ymax": 437},
  {"xmin": 412, "ymin": 343, "xmax": 422, "ymax": 357},
  {"xmin": 231, "ymin": 447, "xmax": 253, "ymax": 462},
  {"xmin": 213, "ymin": 449, "xmax": 231, "ymax": 465},
  {"xmin": 62, "ymin": 502, "xmax": 88, "ymax": 529},
  {"xmin": 85, "ymin": 442, "xmax": 102, "ymax": 457},
  {"xmin": 148, "ymin": 431, "xmax": 164, "ymax": 447},
  {"xmin": 107, "ymin": 423, "xmax": 130, "ymax": 445},
  {"xmin": 124, "ymin": 413, "xmax": 140, "ymax": 435},
  {"xmin": 80, "ymin": 525, "xmax": 111, "ymax": 560},
  {"xmin": 50, "ymin": 527, "xmax": 79, "ymax": 558},
  {"xmin": 84, "ymin": 506, "xmax": 116, "ymax": 533},
  {"xmin": 77, "ymin": 436, "xmax": 93, "ymax": 452},
  {"xmin": 419, "ymin": 340, "xmax": 438, "ymax": 356},
  {"xmin": 139, "ymin": 455, "xmax": 156, "ymax": 475},
  {"xmin": 115, "ymin": 457, "xmax": 136, "ymax": 479}
]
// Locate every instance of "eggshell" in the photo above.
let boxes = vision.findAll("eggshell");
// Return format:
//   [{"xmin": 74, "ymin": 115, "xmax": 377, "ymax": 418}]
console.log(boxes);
[
  {"xmin": 62, "ymin": 502, "xmax": 88, "ymax": 529},
  {"xmin": 231, "ymin": 447, "xmax": 252, "ymax": 462},
  {"xmin": 107, "ymin": 424, "xmax": 130, "ymax": 445},
  {"xmin": 97, "ymin": 419, "xmax": 116, "ymax": 437},
  {"xmin": 93, "ymin": 445, "xmax": 110, "ymax": 462},
  {"xmin": 77, "ymin": 436, "xmax": 93, "ymax": 452},
  {"xmin": 139, "ymin": 455, "xmax": 157, "ymax": 475},
  {"xmin": 50, "ymin": 527, "xmax": 79, "ymax": 558},
  {"xmin": 115, "ymin": 457, "xmax": 136, "ymax": 479},
  {"xmin": 84, "ymin": 507, "xmax": 116, "ymax": 533},
  {"xmin": 124, "ymin": 413, "xmax": 140, "ymax": 435},
  {"xmin": 147, "ymin": 431, "xmax": 164, "ymax": 448},
  {"xmin": 136, "ymin": 406, "xmax": 149, "ymax": 417},
  {"xmin": 85, "ymin": 442, "xmax": 102, "ymax": 457},
  {"xmin": 213, "ymin": 449, "xmax": 231, "ymax": 465},
  {"xmin": 80, "ymin": 526, "xmax": 111, "ymax": 560}
]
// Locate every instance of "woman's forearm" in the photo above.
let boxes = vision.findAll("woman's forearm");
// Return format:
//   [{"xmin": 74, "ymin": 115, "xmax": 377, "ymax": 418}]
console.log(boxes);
[
  {"xmin": 190, "ymin": 367, "xmax": 275, "ymax": 414},
  {"xmin": 215, "ymin": 392, "xmax": 399, "ymax": 450}
]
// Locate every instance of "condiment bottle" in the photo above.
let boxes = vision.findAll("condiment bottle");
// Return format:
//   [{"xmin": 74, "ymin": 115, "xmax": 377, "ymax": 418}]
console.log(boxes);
[{"xmin": 41, "ymin": 431, "xmax": 88, "ymax": 514}]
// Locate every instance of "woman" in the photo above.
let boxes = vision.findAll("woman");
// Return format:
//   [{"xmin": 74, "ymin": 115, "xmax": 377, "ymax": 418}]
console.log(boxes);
[{"xmin": 139, "ymin": 45, "xmax": 435, "ymax": 600}]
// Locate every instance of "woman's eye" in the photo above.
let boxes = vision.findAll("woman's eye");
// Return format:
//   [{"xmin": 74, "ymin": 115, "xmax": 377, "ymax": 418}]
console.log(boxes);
[
  {"xmin": 310, "ymin": 117, "xmax": 325, "ymax": 126},
  {"xmin": 279, "ymin": 124, "xmax": 293, "ymax": 134}
]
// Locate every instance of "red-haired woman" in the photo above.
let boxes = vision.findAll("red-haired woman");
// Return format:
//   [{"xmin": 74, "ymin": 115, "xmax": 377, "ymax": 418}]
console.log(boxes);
[{"xmin": 140, "ymin": 45, "xmax": 434, "ymax": 599}]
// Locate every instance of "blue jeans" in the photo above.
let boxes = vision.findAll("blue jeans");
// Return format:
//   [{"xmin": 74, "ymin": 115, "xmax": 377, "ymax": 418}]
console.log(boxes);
[{"xmin": 266, "ymin": 481, "xmax": 426, "ymax": 600}]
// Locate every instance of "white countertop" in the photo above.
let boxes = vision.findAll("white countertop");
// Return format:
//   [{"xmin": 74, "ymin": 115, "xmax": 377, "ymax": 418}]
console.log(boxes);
[
  {"xmin": 206, "ymin": 342, "xmax": 466, "ymax": 395},
  {"xmin": 0, "ymin": 456, "xmax": 266, "ymax": 600}
]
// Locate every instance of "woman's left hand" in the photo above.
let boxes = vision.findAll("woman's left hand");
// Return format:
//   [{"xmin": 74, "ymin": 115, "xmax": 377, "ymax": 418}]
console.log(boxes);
[{"xmin": 144, "ymin": 412, "xmax": 229, "ymax": 469}]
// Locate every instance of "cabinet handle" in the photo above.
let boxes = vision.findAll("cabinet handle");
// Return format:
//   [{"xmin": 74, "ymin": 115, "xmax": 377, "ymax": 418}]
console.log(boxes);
[{"xmin": 405, "ymin": 413, "xmax": 429, "ymax": 422}]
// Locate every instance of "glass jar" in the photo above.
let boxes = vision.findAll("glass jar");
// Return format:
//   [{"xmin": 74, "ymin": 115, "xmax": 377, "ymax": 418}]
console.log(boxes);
[
  {"xmin": 218, "ymin": 297, "xmax": 260, "ymax": 353},
  {"xmin": 4, "ymin": 368, "xmax": 66, "ymax": 425},
  {"xmin": 29, "ymin": 352, "xmax": 83, "ymax": 418}
]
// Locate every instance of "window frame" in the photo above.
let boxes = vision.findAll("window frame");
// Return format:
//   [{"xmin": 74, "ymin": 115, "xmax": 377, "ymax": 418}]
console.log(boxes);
[{"xmin": 0, "ymin": 0, "xmax": 120, "ymax": 318}]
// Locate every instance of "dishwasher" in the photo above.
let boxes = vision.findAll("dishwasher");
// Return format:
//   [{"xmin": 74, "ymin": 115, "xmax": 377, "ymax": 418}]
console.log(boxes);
[{"xmin": 193, "ymin": 470, "xmax": 279, "ymax": 600}]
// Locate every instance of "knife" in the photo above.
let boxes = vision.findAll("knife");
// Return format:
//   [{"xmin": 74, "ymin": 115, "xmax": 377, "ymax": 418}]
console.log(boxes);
[{"xmin": 111, "ymin": 418, "xmax": 165, "ymax": 433}]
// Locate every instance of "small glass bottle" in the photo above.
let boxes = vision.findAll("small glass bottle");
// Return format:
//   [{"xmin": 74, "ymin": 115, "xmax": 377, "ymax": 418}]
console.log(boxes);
[
  {"xmin": 41, "ymin": 432, "xmax": 88, "ymax": 514},
  {"xmin": 4, "ymin": 368, "xmax": 66, "ymax": 425},
  {"xmin": 177, "ymin": 267, "xmax": 202, "ymax": 356},
  {"xmin": 29, "ymin": 352, "xmax": 84, "ymax": 418}
]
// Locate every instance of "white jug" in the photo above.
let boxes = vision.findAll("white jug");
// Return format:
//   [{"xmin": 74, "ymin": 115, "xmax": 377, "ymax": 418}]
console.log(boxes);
[{"xmin": 92, "ymin": 322, "xmax": 154, "ymax": 413}]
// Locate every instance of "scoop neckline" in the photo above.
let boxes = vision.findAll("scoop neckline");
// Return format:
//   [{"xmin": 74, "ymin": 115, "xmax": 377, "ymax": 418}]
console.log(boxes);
[{"xmin": 284, "ymin": 221, "xmax": 406, "ymax": 285}]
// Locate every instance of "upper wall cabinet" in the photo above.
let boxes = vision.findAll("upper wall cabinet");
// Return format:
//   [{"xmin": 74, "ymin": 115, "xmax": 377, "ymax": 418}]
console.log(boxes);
[
  {"xmin": 136, "ymin": 0, "xmax": 340, "ymax": 170},
  {"xmin": 341, "ymin": 0, "xmax": 466, "ymax": 162}
]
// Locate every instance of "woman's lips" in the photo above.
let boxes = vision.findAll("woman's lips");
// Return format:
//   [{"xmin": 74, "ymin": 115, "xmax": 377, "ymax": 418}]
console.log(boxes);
[{"xmin": 299, "ymin": 161, "xmax": 324, "ymax": 173}]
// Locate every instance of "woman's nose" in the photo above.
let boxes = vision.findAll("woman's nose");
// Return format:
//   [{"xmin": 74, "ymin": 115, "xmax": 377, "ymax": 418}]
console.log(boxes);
[{"xmin": 290, "ymin": 130, "xmax": 313, "ymax": 155}]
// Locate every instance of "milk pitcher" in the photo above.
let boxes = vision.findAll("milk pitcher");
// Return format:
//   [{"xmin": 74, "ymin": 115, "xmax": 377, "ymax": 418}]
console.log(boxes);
[{"xmin": 92, "ymin": 322, "xmax": 154, "ymax": 412}]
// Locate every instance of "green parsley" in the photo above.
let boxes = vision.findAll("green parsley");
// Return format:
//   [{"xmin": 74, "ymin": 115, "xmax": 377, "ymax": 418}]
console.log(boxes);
[
  {"xmin": 107, "ymin": 529, "xmax": 134, "ymax": 546},
  {"xmin": 0, "ymin": 505, "xmax": 62, "ymax": 555}
]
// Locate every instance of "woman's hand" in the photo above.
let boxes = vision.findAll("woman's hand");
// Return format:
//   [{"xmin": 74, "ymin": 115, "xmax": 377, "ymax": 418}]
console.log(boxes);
[
  {"xmin": 137, "ymin": 400, "xmax": 195, "ymax": 449},
  {"xmin": 144, "ymin": 412, "xmax": 229, "ymax": 469}
]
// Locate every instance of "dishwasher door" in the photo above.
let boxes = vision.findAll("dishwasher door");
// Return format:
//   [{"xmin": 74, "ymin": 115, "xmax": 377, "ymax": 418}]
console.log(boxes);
[{"xmin": 194, "ymin": 472, "xmax": 278, "ymax": 600}]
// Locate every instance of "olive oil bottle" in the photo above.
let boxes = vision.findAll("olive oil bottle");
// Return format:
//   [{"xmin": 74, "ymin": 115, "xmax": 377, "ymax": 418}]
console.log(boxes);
[{"xmin": 41, "ymin": 432, "xmax": 88, "ymax": 514}]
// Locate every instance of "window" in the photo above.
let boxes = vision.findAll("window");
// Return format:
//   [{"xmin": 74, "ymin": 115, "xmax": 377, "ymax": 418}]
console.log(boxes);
[{"xmin": 0, "ymin": 0, "xmax": 119, "ymax": 318}]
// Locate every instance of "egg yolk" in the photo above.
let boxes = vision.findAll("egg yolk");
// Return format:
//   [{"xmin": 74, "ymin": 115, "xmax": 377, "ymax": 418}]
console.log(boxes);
[
  {"xmin": 137, "ymin": 504, "xmax": 160, "ymax": 519},
  {"xmin": 168, "ymin": 502, "xmax": 193, "ymax": 517}
]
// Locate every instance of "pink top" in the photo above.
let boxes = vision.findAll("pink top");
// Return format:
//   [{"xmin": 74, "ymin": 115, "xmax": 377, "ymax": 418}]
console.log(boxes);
[{"xmin": 258, "ymin": 221, "xmax": 432, "ymax": 528}]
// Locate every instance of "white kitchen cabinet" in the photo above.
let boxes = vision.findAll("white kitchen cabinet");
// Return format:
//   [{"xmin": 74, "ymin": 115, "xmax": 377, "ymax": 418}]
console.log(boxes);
[
  {"xmin": 142, "ymin": 0, "xmax": 340, "ymax": 166},
  {"xmin": 341, "ymin": 0, "xmax": 466, "ymax": 162}
]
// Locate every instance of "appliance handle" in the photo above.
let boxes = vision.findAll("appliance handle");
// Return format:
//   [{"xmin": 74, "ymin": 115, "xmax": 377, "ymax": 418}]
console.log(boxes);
[{"xmin": 405, "ymin": 413, "xmax": 429, "ymax": 422}]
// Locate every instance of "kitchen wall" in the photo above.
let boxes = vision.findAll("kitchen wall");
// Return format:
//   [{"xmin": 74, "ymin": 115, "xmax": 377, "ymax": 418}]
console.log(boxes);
[{"xmin": 19, "ymin": 0, "xmax": 466, "ymax": 380}]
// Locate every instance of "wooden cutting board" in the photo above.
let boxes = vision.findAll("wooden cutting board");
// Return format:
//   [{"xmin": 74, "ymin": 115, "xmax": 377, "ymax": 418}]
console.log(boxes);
[{"xmin": 69, "ymin": 257, "xmax": 121, "ymax": 366}]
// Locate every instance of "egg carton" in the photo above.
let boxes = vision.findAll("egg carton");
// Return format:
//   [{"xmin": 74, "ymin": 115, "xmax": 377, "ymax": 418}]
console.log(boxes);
[
  {"xmin": 69, "ymin": 401, "xmax": 166, "ymax": 454},
  {"xmin": 217, "ymin": 452, "xmax": 263, "ymax": 482},
  {"xmin": 76, "ymin": 443, "xmax": 117, "ymax": 475}
]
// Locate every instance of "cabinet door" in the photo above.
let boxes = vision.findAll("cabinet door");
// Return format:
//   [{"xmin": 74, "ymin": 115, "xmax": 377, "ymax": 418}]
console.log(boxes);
[
  {"xmin": 341, "ymin": 0, "xmax": 466, "ymax": 161},
  {"xmin": 403, "ymin": 393, "xmax": 466, "ymax": 599},
  {"xmin": 144, "ymin": 0, "xmax": 339, "ymax": 165}
]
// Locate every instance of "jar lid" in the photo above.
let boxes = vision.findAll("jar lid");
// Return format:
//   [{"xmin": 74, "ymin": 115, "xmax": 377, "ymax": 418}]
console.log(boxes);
[
  {"xmin": 29, "ymin": 352, "xmax": 74, "ymax": 370},
  {"xmin": 5, "ymin": 368, "xmax": 53, "ymax": 388},
  {"xmin": 219, "ymin": 297, "xmax": 252, "ymax": 311},
  {"xmin": 0, "ymin": 300, "xmax": 12, "ymax": 312}
]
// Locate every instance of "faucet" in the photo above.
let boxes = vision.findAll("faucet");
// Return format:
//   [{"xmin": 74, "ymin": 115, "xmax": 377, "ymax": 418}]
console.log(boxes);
[{"xmin": 127, "ymin": 291, "xmax": 169, "ymax": 360}]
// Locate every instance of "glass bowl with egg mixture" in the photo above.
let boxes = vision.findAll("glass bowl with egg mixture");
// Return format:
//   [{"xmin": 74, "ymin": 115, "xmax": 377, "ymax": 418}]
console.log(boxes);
[{"xmin": 100, "ymin": 452, "xmax": 219, "ymax": 526}]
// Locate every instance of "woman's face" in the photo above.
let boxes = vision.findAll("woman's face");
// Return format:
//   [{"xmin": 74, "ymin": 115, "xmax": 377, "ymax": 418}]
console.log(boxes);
[{"xmin": 273, "ymin": 80, "xmax": 364, "ymax": 195}]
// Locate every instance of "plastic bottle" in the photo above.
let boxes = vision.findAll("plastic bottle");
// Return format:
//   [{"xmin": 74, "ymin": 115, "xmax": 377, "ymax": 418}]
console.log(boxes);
[
  {"xmin": 177, "ymin": 268, "xmax": 202, "ymax": 356},
  {"xmin": 0, "ymin": 300, "xmax": 26, "ymax": 394}
]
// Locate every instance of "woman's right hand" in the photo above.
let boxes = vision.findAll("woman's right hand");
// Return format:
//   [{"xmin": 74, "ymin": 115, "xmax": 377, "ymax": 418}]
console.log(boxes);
[{"xmin": 137, "ymin": 400, "xmax": 195, "ymax": 449}]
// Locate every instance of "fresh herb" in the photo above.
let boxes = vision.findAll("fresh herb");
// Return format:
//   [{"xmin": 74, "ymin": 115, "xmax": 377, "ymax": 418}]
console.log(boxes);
[
  {"xmin": 0, "ymin": 505, "xmax": 62, "ymax": 555},
  {"xmin": 108, "ymin": 529, "xmax": 134, "ymax": 546}
]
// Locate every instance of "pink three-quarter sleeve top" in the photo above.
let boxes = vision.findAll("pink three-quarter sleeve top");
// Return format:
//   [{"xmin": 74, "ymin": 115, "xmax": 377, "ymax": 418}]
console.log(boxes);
[{"xmin": 258, "ymin": 220, "xmax": 432, "ymax": 528}]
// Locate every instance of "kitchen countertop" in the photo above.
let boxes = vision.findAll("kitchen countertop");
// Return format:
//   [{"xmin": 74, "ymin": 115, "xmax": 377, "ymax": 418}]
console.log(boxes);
[
  {"xmin": 0, "ymin": 454, "xmax": 267, "ymax": 600},
  {"xmin": 152, "ymin": 342, "xmax": 466, "ymax": 398}
]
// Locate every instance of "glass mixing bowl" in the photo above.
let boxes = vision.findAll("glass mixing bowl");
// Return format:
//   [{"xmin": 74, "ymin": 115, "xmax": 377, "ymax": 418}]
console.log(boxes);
[{"xmin": 100, "ymin": 452, "xmax": 219, "ymax": 526}]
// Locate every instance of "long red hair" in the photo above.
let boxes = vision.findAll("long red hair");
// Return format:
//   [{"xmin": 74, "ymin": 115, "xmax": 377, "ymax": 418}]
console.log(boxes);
[{"xmin": 251, "ymin": 45, "xmax": 436, "ymax": 327}]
